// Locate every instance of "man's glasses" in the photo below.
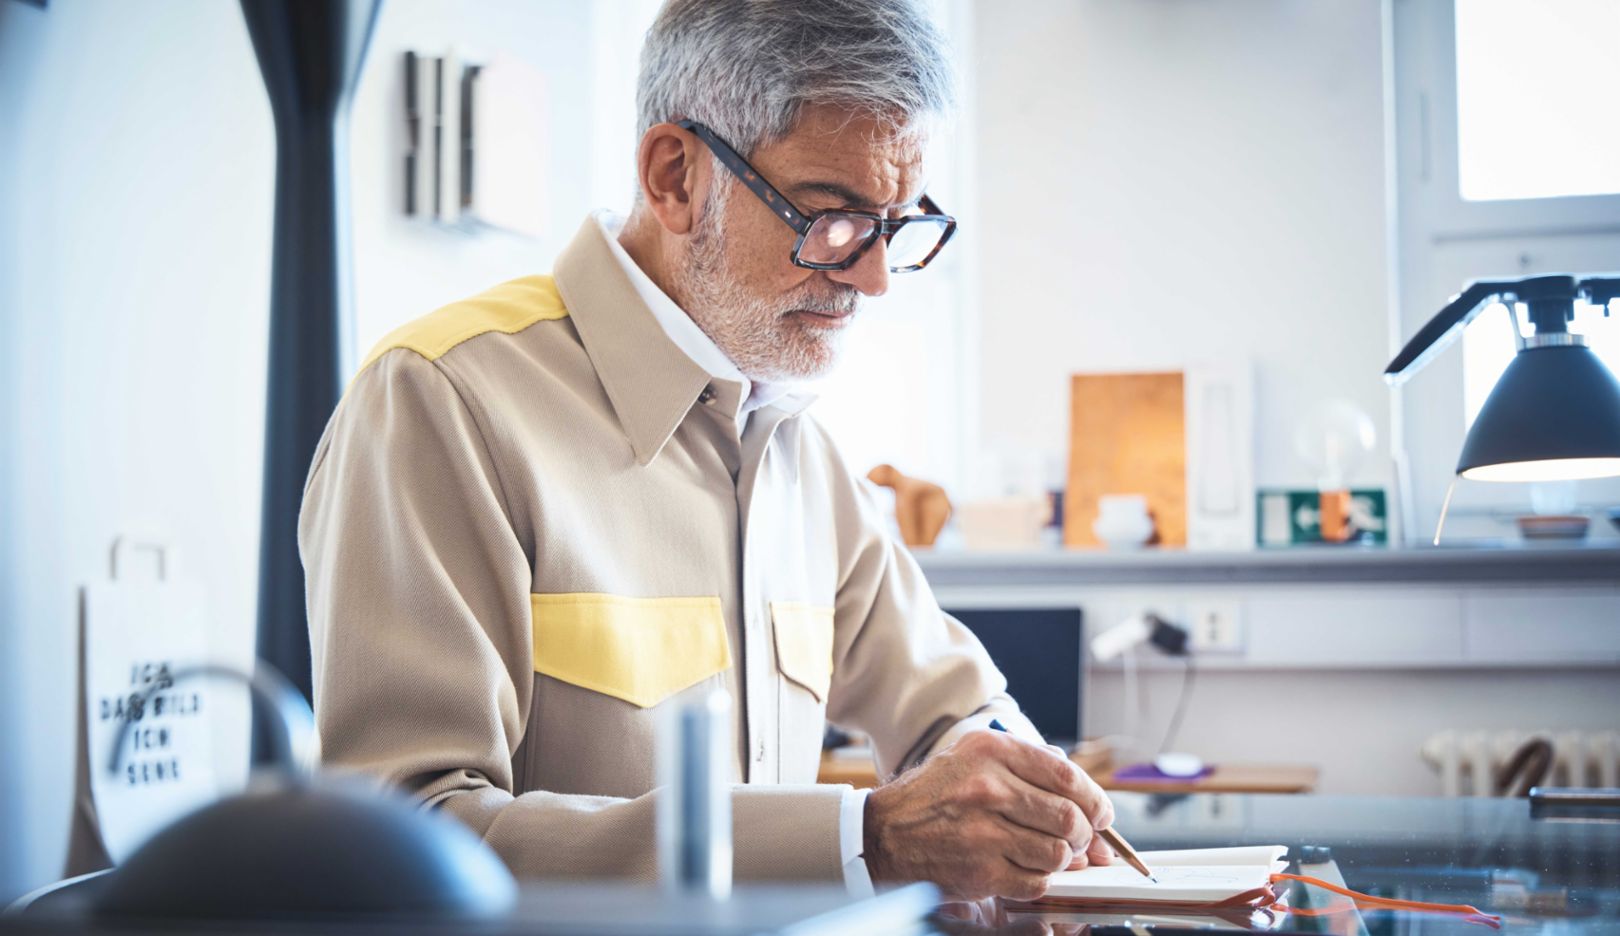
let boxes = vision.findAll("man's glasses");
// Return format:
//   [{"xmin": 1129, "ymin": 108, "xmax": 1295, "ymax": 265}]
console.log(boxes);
[{"xmin": 676, "ymin": 119, "xmax": 957, "ymax": 274}]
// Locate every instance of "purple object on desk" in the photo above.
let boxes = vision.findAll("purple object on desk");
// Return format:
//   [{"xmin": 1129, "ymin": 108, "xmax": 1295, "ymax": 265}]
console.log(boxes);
[{"xmin": 1114, "ymin": 762, "xmax": 1216, "ymax": 782}]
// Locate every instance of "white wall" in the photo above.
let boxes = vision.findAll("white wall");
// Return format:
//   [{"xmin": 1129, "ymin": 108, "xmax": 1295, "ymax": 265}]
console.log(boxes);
[
  {"xmin": 0, "ymin": 0, "xmax": 272, "ymax": 901},
  {"xmin": 972, "ymin": 0, "xmax": 1395, "ymax": 497},
  {"xmin": 348, "ymin": 2, "xmax": 594, "ymax": 362},
  {"xmin": 1087, "ymin": 667, "xmax": 1620, "ymax": 796},
  {"xmin": 0, "ymin": 0, "xmax": 598, "ymax": 902}
]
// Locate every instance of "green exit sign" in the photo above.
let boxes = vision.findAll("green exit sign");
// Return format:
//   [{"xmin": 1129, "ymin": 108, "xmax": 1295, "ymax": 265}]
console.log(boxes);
[{"xmin": 1257, "ymin": 489, "xmax": 1387, "ymax": 547}]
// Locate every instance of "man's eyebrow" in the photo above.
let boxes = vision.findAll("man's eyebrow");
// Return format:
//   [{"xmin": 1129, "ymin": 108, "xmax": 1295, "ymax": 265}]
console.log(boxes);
[{"xmin": 787, "ymin": 180, "xmax": 922, "ymax": 213}]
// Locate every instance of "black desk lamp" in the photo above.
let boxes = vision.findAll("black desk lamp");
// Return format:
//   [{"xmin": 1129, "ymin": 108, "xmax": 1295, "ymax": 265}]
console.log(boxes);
[
  {"xmin": 92, "ymin": 665, "xmax": 517, "ymax": 921},
  {"xmin": 1386, "ymin": 274, "xmax": 1620, "ymax": 482}
]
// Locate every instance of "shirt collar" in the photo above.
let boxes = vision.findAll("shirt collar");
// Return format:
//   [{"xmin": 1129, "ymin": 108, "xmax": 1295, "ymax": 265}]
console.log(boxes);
[
  {"xmin": 553, "ymin": 214, "xmax": 814, "ymax": 466},
  {"xmin": 592, "ymin": 212, "xmax": 813, "ymax": 426}
]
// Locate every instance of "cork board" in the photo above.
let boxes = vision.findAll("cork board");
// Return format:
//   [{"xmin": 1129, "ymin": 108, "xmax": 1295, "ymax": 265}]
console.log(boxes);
[{"xmin": 1066, "ymin": 372, "xmax": 1186, "ymax": 548}]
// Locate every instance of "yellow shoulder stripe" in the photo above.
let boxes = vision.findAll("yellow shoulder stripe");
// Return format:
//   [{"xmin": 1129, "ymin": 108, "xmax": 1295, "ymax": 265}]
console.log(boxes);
[{"xmin": 355, "ymin": 274, "xmax": 569, "ymax": 377}]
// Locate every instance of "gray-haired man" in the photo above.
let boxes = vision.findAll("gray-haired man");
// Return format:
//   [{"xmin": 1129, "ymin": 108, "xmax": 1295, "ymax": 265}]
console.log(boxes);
[{"xmin": 300, "ymin": 0, "xmax": 1113, "ymax": 901}]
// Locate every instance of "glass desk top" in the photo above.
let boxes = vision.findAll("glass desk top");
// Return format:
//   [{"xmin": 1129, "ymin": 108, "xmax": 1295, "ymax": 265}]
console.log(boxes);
[
  {"xmin": 9, "ymin": 792, "xmax": 1615, "ymax": 935},
  {"xmin": 930, "ymin": 792, "xmax": 1620, "ymax": 935}
]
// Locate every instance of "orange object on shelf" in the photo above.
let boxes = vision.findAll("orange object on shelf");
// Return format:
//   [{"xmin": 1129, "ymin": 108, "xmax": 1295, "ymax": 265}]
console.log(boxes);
[
  {"xmin": 1319, "ymin": 489, "xmax": 1353, "ymax": 543},
  {"xmin": 1066, "ymin": 372, "xmax": 1187, "ymax": 548}
]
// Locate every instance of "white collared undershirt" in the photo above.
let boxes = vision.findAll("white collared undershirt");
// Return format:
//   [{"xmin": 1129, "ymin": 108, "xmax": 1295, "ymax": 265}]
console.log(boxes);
[{"xmin": 594, "ymin": 211, "xmax": 876, "ymax": 897}]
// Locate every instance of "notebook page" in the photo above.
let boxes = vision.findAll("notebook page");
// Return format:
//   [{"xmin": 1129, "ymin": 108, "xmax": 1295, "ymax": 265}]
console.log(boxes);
[
  {"xmin": 1135, "ymin": 846, "xmax": 1288, "ymax": 868},
  {"xmin": 1044, "ymin": 846, "xmax": 1288, "ymax": 902}
]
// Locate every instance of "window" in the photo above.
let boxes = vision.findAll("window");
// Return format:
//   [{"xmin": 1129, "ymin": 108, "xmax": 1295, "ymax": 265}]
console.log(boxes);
[{"xmin": 1454, "ymin": 0, "xmax": 1620, "ymax": 202}]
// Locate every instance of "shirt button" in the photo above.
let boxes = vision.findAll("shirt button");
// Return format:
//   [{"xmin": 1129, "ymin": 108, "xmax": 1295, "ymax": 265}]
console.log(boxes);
[{"xmin": 698, "ymin": 385, "xmax": 716, "ymax": 404}]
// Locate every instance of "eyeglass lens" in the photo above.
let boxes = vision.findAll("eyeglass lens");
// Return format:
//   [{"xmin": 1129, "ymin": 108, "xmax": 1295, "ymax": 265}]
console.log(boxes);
[
  {"xmin": 886, "ymin": 218, "xmax": 949, "ymax": 269},
  {"xmin": 800, "ymin": 214, "xmax": 879, "ymax": 266},
  {"xmin": 799, "ymin": 213, "xmax": 949, "ymax": 270}
]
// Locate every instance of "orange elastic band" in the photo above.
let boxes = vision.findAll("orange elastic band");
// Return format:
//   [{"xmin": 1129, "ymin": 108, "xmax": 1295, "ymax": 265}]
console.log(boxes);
[{"xmin": 1270, "ymin": 873, "xmax": 1502, "ymax": 928}]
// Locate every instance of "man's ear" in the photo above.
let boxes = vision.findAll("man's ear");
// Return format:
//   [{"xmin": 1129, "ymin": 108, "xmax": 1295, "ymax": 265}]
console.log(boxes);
[{"xmin": 635, "ymin": 123, "xmax": 705, "ymax": 235}]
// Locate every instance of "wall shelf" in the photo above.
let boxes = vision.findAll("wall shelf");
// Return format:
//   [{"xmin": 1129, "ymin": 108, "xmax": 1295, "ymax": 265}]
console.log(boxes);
[{"xmin": 915, "ymin": 544, "xmax": 1620, "ymax": 588}]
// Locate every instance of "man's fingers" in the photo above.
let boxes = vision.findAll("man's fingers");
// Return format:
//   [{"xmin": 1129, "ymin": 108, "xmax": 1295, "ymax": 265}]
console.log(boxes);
[
  {"xmin": 997, "ymin": 860, "xmax": 1053, "ymax": 903},
  {"xmin": 1001, "ymin": 822, "xmax": 1074, "ymax": 875},
  {"xmin": 1063, "ymin": 833, "xmax": 1114, "ymax": 870},
  {"xmin": 993, "ymin": 732, "xmax": 1114, "ymax": 829},
  {"xmin": 1087, "ymin": 777, "xmax": 1116, "ymax": 831},
  {"xmin": 1086, "ymin": 831, "xmax": 1114, "ymax": 865},
  {"xmin": 995, "ymin": 773, "xmax": 1092, "ymax": 850}
]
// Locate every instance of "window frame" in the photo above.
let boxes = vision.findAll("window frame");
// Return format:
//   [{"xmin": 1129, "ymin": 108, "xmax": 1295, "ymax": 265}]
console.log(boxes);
[{"xmin": 1401, "ymin": 0, "xmax": 1620, "ymax": 243}]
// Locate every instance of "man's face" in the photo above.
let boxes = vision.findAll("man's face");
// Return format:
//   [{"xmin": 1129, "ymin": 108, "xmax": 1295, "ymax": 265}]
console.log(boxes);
[{"xmin": 671, "ymin": 105, "xmax": 929, "ymax": 383}]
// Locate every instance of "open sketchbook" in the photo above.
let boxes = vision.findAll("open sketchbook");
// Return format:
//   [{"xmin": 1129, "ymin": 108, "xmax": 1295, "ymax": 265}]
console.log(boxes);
[{"xmin": 1041, "ymin": 845, "xmax": 1289, "ymax": 905}]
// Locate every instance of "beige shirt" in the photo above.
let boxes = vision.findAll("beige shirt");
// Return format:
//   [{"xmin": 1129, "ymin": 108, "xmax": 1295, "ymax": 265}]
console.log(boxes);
[{"xmin": 299, "ymin": 214, "xmax": 1036, "ymax": 883}]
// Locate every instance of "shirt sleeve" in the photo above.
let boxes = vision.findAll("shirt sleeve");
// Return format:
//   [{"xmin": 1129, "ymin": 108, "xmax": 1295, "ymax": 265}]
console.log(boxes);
[
  {"xmin": 300, "ymin": 350, "xmax": 848, "ymax": 882},
  {"xmin": 840, "ymin": 787, "xmax": 875, "ymax": 896},
  {"xmin": 811, "ymin": 423, "xmax": 1043, "ymax": 782}
]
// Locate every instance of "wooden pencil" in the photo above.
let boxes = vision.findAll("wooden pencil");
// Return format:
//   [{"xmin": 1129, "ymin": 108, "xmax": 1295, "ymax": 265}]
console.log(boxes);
[{"xmin": 1098, "ymin": 826, "xmax": 1157, "ymax": 882}]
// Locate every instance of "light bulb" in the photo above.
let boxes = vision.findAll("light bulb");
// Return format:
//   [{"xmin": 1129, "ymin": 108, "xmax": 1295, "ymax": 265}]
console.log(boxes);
[{"xmin": 1293, "ymin": 400, "xmax": 1377, "ymax": 490}]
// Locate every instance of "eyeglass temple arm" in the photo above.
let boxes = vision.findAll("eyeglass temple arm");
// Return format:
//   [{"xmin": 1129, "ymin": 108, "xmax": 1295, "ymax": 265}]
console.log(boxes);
[{"xmin": 673, "ymin": 119, "xmax": 810, "ymax": 229}]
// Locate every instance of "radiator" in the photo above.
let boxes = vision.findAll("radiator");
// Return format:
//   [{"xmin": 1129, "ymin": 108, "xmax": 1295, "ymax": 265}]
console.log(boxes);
[{"xmin": 1421, "ymin": 730, "xmax": 1620, "ymax": 797}]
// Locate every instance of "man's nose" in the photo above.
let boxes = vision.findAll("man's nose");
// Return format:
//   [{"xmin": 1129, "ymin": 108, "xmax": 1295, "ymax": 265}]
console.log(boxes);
[{"xmin": 828, "ymin": 235, "xmax": 890, "ymax": 297}]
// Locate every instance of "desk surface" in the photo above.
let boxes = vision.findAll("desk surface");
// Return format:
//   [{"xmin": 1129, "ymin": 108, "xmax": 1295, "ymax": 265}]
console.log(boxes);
[
  {"xmin": 12, "ymin": 794, "xmax": 1617, "ymax": 934},
  {"xmin": 820, "ymin": 749, "xmax": 1321, "ymax": 795},
  {"xmin": 934, "ymin": 791, "xmax": 1620, "ymax": 934}
]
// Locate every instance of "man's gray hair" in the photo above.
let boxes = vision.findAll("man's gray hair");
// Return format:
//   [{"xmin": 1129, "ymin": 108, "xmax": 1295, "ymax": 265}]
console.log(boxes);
[{"xmin": 635, "ymin": 0, "xmax": 954, "ymax": 157}]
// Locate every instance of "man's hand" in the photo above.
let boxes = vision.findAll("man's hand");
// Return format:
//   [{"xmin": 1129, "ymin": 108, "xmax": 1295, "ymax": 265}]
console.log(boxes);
[{"xmin": 862, "ymin": 729, "xmax": 1116, "ymax": 901}]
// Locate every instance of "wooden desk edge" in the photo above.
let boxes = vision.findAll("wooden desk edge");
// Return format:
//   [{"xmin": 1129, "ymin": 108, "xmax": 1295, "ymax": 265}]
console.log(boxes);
[{"xmin": 818, "ymin": 751, "xmax": 1318, "ymax": 794}]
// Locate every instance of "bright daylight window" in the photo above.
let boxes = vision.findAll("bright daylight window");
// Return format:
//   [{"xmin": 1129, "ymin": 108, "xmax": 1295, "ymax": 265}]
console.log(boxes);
[{"xmin": 1454, "ymin": 0, "xmax": 1620, "ymax": 202}]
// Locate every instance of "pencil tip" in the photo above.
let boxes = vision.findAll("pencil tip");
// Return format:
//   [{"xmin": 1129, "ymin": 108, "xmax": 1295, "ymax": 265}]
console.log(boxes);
[{"xmin": 1149, "ymin": 877, "xmax": 1159, "ymax": 884}]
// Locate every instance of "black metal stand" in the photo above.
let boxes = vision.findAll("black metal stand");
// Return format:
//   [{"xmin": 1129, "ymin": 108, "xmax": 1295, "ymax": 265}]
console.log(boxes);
[{"xmin": 241, "ymin": 0, "xmax": 382, "ymax": 704}]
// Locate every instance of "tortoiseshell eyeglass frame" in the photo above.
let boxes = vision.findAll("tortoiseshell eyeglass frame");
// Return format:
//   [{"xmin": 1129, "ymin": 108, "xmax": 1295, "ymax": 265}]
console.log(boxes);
[{"xmin": 674, "ymin": 119, "xmax": 958, "ymax": 273}]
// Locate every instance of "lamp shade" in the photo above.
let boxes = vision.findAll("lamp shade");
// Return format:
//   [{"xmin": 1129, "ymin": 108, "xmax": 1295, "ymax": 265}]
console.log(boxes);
[
  {"xmin": 94, "ymin": 781, "xmax": 518, "ymax": 920},
  {"xmin": 1458, "ymin": 344, "xmax": 1620, "ymax": 482}
]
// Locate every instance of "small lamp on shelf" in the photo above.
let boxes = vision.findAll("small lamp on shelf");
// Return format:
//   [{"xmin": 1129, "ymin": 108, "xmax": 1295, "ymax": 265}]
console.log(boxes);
[{"xmin": 1293, "ymin": 400, "xmax": 1378, "ymax": 543}]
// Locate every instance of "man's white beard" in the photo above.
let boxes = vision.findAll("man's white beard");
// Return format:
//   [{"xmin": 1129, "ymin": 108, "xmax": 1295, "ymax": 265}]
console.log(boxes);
[{"xmin": 673, "ymin": 179, "xmax": 859, "ymax": 383}]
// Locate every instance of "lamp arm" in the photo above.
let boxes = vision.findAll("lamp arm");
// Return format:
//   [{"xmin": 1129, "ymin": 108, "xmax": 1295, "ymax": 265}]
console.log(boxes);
[{"xmin": 1385, "ymin": 279, "xmax": 1522, "ymax": 385}]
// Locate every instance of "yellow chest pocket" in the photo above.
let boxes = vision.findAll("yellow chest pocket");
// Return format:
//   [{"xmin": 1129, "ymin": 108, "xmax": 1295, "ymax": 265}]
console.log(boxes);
[
  {"xmin": 531, "ymin": 594, "xmax": 732, "ymax": 708},
  {"xmin": 770, "ymin": 602, "xmax": 835, "ymax": 702}
]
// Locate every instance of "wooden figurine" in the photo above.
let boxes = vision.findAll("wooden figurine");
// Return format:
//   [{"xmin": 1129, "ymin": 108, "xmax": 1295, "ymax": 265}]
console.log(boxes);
[{"xmin": 867, "ymin": 464, "xmax": 952, "ymax": 548}]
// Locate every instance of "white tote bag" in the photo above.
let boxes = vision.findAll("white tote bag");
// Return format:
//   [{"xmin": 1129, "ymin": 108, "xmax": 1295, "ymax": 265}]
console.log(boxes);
[{"xmin": 68, "ymin": 540, "xmax": 247, "ymax": 870}]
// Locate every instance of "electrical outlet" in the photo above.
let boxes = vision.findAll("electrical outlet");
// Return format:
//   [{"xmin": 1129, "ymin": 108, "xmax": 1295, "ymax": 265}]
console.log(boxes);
[{"xmin": 1185, "ymin": 597, "xmax": 1244, "ymax": 653}]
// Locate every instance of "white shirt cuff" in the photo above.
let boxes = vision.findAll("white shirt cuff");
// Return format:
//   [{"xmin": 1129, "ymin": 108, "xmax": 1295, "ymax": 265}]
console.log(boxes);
[{"xmin": 839, "ymin": 787, "xmax": 875, "ymax": 897}]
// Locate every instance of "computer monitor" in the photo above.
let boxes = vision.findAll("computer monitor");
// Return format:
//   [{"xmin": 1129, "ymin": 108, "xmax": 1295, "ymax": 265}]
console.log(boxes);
[{"xmin": 947, "ymin": 607, "xmax": 1083, "ymax": 747}]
